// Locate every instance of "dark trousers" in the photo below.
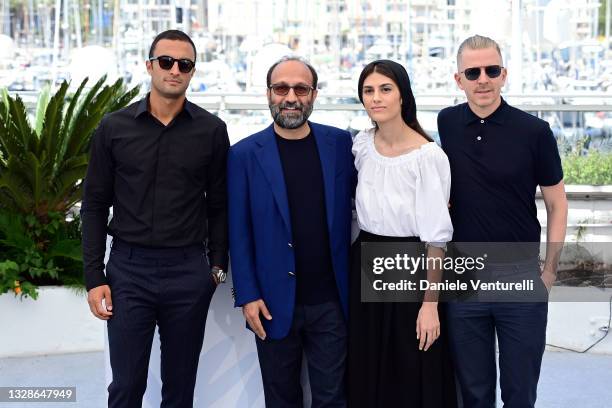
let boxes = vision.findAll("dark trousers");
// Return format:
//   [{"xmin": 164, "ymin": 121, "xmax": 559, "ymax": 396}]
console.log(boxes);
[
  {"xmin": 255, "ymin": 300, "xmax": 347, "ymax": 408},
  {"xmin": 105, "ymin": 240, "xmax": 217, "ymax": 408},
  {"xmin": 447, "ymin": 262, "xmax": 548, "ymax": 408}
]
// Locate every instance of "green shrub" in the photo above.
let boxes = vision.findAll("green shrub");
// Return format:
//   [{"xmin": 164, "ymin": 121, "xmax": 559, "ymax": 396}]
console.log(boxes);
[
  {"xmin": 562, "ymin": 151, "xmax": 612, "ymax": 185},
  {"xmin": 0, "ymin": 77, "xmax": 140, "ymax": 299}
]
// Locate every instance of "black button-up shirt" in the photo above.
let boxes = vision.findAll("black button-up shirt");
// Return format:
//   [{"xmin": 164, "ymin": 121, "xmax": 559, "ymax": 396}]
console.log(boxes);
[
  {"xmin": 437, "ymin": 98, "xmax": 563, "ymax": 243},
  {"xmin": 81, "ymin": 95, "xmax": 229, "ymax": 290}
]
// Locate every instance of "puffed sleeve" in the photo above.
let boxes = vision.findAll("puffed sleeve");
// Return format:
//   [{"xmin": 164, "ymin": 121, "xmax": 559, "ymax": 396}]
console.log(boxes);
[
  {"xmin": 415, "ymin": 144, "xmax": 453, "ymax": 246},
  {"xmin": 351, "ymin": 128, "xmax": 373, "ymax": 171}
]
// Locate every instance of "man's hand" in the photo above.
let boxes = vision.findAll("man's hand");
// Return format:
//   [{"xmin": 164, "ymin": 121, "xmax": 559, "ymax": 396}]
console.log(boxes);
[
  {"xmin": 87, "ymin": 285, "xmax": 113, "ymax": 320},
  {"xmin": 416, "ymin": 302, "xmax": 440, "ymax": 351},
  {"xmin": 541, "ymin": 270, "xmax": 556, "ymax": 291},
  {"xmin": 242, "ymin": 299, "xmax": 272, "ymax": 340}
]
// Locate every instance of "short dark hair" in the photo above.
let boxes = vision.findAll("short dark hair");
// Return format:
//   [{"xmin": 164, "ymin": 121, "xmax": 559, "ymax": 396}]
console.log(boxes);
[
  {"xmin": 148, "ymin": 30, "xmax": 197, "ymax": 62},
  {"xmin": 266, "ymin": 56, "xmax": 318, "ymax": 89}
]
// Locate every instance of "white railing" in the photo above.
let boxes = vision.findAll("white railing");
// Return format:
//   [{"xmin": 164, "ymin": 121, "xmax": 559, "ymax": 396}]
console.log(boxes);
[{"xmin": 9, "ymin": 90, "xmax": 612, "ymax": 112}]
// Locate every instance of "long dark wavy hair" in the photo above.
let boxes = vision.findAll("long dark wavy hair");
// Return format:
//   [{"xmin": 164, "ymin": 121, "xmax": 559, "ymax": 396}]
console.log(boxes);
[{"xmin": 357, "ymin": 60, "xmax": 432, "ymax": 142}]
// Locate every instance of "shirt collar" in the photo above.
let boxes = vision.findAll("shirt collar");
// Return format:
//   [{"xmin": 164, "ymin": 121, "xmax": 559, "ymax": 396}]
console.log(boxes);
[
  {"xmin": 134, "ymin": 95, "xmax": 149, "ymax": 118},
  {"xmin": 134, "ymin": 93, "xmax": 195, "ymax": 119},
  {"xmin": 462, "ymin": 97, "xmax": 507, "ymax": 125},
  {"xmin": 183, "ymin": 99, "xmax": 196, "ymax": 118}
]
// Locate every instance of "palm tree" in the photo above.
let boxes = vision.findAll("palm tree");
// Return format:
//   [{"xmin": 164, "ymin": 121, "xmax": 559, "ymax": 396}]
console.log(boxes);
[
  {"xmin": 0, "ymin": 76, "xmax": 139, "ymax": 217},
  {"xmin": 0, "ymin": 76, "xmax": 139, "ymax": 297}
]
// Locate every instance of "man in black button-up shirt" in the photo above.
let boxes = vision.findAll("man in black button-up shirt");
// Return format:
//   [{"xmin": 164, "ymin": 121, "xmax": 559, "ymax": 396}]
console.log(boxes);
[{"xmin": 81, "ymin": 30, "xmax": 229, "ymax": 408}]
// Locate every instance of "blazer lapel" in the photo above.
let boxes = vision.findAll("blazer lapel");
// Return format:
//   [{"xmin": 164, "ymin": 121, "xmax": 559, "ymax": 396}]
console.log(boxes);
[
  {"xmin": 254, "ymin": 125, "xmax": 292, "ymax": 236},
  {"xmin": 312, "ymin": 123, "xmax": 336, "ymax": 232}
]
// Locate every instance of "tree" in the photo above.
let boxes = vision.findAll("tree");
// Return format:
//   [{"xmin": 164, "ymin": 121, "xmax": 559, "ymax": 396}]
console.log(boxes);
[{"xmin": 0, "ymin": 76, "xmax": 140, "ymax": 298}]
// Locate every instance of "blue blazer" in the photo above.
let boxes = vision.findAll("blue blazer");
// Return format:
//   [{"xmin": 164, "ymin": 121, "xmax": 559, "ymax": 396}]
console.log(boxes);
[{"xmin": 228, "ymin": 122, "xmax": 355, "ymax": 339}]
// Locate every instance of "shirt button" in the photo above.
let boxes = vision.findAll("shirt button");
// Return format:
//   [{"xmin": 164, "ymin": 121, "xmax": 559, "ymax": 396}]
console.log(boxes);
[
  {"xmin": 476, "ymin": 136, "xmax": 482, "ymax": 141},
  {"xmin": 480, "ymin": 119, "xmax": 485, "ymax": 124},
  {"xmin": 288, "ymin": 271, "xmax": 295, "ymax": 276},
  {"xmin": 288, "ymin": 242, "xmax": 293, "ymax": 248}
]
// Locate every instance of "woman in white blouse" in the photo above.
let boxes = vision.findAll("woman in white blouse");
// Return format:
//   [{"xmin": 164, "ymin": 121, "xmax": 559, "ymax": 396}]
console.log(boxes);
[{"xmin": 348, "ymin": 60, "xmax": 457, "ymax": 408}]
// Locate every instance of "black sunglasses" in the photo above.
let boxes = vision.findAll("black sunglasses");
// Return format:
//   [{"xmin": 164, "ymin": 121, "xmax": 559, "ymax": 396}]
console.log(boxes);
[
  {"xmin": 269, "ymin": 84, "xmax": 315, "ymax": 96},
  {"xmin": 461, "ymin": 65, "xmax": 503, "ymax": 81},
  {"xmin": 149, "ymin": 55, "xmax": 195, "ymax": 73}
]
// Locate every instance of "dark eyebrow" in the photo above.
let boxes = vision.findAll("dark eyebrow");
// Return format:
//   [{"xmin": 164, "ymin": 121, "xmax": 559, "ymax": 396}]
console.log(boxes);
[{"xmin": 363, "ymin": 83, "xmax": 394, "ymax": 88}]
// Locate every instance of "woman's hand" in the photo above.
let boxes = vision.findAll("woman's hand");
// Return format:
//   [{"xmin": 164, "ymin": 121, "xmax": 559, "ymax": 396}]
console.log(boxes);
[{"xmin": 416, "ymin": 302, "xmax": 440, "ymax": 351}]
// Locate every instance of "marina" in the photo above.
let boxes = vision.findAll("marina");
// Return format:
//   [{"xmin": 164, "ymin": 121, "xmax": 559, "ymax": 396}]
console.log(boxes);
[{"xmin": 0, "ymin": 1, "xmax": 611, "ymax": 152}]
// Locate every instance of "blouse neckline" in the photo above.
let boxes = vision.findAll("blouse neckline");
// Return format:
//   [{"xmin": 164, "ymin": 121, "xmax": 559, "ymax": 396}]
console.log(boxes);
[{"xmin": 363, "ymin": 128, "xmax": 436, "ymax": 164}]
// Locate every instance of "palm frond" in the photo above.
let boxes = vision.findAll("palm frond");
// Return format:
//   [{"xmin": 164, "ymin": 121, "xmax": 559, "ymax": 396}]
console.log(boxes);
[
  {"xmin": 48, "ymin": 239, "xmax": 82, "ymax": 261},
  {"xmin": 34, "ymin": 85, "xmax": 51, "ymax": 137},
  {"xmin": 6, "ymin": 95, "xmax": 35, "ymax": 154},
  {"xmin": 0, "ymin": 78, "xmax": 140, "ymax": 216},
  {"xmin": 52, "ymin": 78, "xmax": 88, "ymax": 179},
  {"xmin": 39, "ymin": 81, "xmax": 69, "ymax": 161}
]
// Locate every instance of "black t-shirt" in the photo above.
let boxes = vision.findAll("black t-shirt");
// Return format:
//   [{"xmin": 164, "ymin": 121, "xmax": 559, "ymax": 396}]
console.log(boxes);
[
  {"xmin": 275, "ymin": 131, "xmax": 337, "ymax": 305},
  {"xmin": 437, "ymin": 99, "xmax": 563, "ymax": 243}
]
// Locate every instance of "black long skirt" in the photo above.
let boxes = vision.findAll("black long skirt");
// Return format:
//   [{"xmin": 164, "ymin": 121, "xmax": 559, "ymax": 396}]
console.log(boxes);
[{"xmin": 347, "ymin": 230, "xmax": 458, "ymax": 408}]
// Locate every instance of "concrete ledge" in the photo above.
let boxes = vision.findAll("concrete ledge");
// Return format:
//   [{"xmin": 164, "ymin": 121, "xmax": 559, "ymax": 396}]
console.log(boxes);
[
  {"xmin": 0, "ymin": 286, "xmax": 104, "ymax": 358},
  {"xmin": 536, "ymin": 185, "xmax": 612, "ymax": 200}
]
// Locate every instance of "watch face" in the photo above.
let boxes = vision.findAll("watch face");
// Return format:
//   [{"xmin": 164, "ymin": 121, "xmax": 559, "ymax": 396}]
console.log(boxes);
[{"xmin": 213, "ymin": 269, "xmax": 226, "ymax": 283}]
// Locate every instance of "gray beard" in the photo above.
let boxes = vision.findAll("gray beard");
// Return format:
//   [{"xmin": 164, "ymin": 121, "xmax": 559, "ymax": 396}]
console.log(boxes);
[{"xmin": 269, "ymin": 102, "xmax": 313, "ymax": 129}]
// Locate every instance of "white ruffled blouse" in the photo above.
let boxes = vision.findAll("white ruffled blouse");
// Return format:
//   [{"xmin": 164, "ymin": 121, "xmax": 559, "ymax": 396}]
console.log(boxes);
[{"xmin": 353, "ymin": 128, "xmax": 453, "ymax": 245}]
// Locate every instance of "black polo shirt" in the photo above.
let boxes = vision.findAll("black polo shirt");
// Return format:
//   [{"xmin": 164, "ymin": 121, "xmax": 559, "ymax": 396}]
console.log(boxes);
[{"xmin": 437, "ymin": 98, "xmax": 563, "ymax": 243}]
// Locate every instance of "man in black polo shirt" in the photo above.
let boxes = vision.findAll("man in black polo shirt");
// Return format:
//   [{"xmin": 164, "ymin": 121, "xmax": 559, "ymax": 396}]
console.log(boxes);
[
  {"xmin": 82, "ymin": 30, "xmax": 229, "ymax": 407},
  {"xmin": 228, "ymin": 56, "xmax": 354, "ymax": 407},
  {"xmin": 438, "ymin": 35, "xmax": 567, "ymax": 408}
]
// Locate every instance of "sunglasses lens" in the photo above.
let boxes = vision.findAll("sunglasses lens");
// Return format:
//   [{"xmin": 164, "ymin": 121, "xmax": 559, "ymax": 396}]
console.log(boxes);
[
  {"xmin": 270, "ymin": 85, "xmax": 312, "ymax": 96},
  {"xmin": 154, "ymin": 56, "xmax": 193, "ymax": 73},
  {"xmin": 464, "ymin": 65, "xmax": 502, "ymax": 80},
  {"xmin": 293, "ymin": 86, "xmax": 311, "ymax": 96},
  {"xmin": 157, "ymin": 56, "xmax": 174, "ymax": 70},
  {"xmin": 272, "ymin": 85, "xmax": 290, "ymax": 96},
  {"xmin": 485, "ymin": 65, "xmax": 502, "ymax": 78},
  {"xmin": 177, "ymin": 59, "xmax": 194, "ymax": 73},
  {"xmin": 464, "ymin": 67, "xmax": 481, "ymax": 81}
]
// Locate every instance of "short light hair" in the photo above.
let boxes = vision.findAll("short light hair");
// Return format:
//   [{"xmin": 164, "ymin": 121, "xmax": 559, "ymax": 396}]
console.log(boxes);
[{"xmin": 456, "ymin": 35, "xmax": 503, "ymax": 70}]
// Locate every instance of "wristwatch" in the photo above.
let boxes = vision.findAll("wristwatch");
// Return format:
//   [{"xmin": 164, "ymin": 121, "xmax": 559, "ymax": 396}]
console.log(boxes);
[{"xmin": 211, "ymin": 266, "xmax": 227, "ymax": 284}]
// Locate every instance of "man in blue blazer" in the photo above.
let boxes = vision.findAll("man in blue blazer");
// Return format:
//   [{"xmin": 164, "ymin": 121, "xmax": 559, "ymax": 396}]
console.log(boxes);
[{"xmin": 228, "ymin": 56, "xmax": 355, "ymax": 407}]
